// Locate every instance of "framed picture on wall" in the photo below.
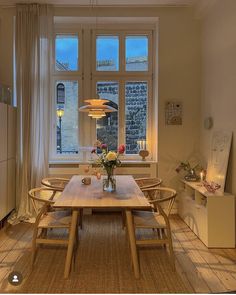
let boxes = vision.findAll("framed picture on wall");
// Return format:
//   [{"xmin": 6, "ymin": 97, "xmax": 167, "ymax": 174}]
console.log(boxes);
[{"xmin": 165, "ymin": 101, "xmax": 183, "ymax": 125}]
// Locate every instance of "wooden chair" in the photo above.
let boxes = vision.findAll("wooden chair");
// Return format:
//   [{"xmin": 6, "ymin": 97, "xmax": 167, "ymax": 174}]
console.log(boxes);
[
  {"xmin": 132, "ymin": 187, "xmax": 177, "ymax": 268},
  {"xmin": 135, "ymin": 177, "xmax": 162, "ymax": 190},
  {"xmin": 41, "ymin": 177, "xmax": 83, "ymax": 229},
  {"xmin": 29, "ymin": 187, "xmax": 79, "ymax": 269},
  {"xmin": 41, "ymin": 177, "xmax": 70, "ymax": 191}
]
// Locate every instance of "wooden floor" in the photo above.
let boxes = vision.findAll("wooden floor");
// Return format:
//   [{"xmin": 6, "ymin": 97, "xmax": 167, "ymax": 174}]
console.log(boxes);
[{"xmin": 0, "ymin": 213, "xmax": 236, "ymax": 293}]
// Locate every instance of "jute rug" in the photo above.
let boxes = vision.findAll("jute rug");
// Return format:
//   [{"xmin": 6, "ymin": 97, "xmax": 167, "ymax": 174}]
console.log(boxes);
[{"xmin": 2, "ymin": 214, "xmax": 191, "ymax": 293}]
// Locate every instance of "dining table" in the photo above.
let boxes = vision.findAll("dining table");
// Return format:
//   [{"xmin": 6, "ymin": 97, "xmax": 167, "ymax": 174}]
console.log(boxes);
[{"xmin": 53, "ymin": 175, "xmax": 151, "ymax": 279}]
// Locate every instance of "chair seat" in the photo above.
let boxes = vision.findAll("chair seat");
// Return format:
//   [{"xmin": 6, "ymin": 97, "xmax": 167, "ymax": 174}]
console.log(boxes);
[
  {"xmin": 38, "ymin": 210, "xmax": 72, "ymax": 228},
  {"xmin": 133, "ymin": 210, "xmax": 166, "ymax": 229}
]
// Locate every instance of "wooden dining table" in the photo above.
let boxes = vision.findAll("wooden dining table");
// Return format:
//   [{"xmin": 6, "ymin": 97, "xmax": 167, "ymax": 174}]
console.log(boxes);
[{"xmin": 53, "ymin": 175, "xmax": 151, "ymax": 279}]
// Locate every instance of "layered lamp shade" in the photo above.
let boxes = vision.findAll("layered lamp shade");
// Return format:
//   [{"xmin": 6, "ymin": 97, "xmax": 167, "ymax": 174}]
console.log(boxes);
[{"xmin": 79, "ymin": 98, "xmax": 117, "ymax": 119}]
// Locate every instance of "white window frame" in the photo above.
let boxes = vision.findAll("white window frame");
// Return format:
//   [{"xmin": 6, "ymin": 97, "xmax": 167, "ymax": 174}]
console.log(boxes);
[{"xmin": 50, "ymin": 23, "xmax": 155, "ymax": 162}]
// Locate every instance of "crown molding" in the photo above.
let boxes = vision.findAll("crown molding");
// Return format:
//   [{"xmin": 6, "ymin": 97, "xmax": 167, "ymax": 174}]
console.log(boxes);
[{"xmin": 0, "ymin": 0, "xmax": 196, "ymax": 8}]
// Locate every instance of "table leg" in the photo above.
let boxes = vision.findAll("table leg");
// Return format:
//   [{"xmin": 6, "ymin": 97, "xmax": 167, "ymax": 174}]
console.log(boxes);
[
  {"xmin": 64, "ymin": 209, "xmax": 78, "ymax": 279},
  {"xmin": 125, "ymin": 209, "xmax": 140, "ymax": 279}
]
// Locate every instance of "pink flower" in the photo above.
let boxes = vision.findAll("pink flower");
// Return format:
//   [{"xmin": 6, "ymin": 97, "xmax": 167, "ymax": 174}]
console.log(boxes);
[
  {"xmin": 118, "ymin": 144, "xmax": 125, "ymax": 154},
  {"xmin": 101, "ymin": 144, "xmax": 107, "ymax": 149},
  {"xmin": 91, "ymin": 148, "xmax": 96, "ymax": 154}
]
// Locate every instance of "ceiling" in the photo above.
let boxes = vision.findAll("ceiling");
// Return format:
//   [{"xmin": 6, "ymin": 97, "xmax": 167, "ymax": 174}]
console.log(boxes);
[{"xmin": 0, "ymin": 0, "xmax": 198, "ymax": 7}]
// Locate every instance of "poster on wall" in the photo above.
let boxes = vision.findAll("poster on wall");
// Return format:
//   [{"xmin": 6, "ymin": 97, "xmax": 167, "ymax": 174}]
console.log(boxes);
[
  {"xmin": 165, "ymin": 101, "xmax": 182, "ymax": 125},
  {"xmin": 206, "ymin": 130, "xmax": 232, "ymax": 193}
]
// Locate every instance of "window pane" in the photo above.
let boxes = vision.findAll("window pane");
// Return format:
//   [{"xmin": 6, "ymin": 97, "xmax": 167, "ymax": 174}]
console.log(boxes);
[
  {"xmin": 55, "ymin": 35, "xmax": 78, "ymax": 71},
  {"xmin": 125, "ymin": 81, "xmax": 148, "ymax": 154},
  {"xmin": 56, "ymin": 81, "xmax": 79, "ymax": 154},
  {"xmin": 125, "ymin": 36, "xmax": 148, "ymax": 71},
  {"xmin": 96, "ymin": 36, "xmax": 119, "ymax": 71},
  {"xmin": 96, "ymin": 81, "xmax": 119, "ymax": 150}
]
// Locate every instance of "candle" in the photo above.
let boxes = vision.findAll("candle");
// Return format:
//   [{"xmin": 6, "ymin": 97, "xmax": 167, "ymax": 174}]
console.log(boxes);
[
  {"xmin": 200, "ymin": 171, "xmax": 204, "ymax": 182},
  {"xmin": 96, "ymin": 172, "xmax": 101, "ymax": 180},
  {"xmin": 137, "ymin": 140, "xmax": 141, "ymax": 150}
]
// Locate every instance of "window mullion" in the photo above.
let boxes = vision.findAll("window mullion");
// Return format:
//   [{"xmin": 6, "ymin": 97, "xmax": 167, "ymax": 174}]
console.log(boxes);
[{"xmin": 119, "ymin": 79, "xmax": 125, "ymax": 147}]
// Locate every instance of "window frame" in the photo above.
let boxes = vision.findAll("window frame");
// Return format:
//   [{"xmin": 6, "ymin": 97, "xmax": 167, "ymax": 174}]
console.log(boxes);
[
  {"xmin": 50, "ymin": 25, "xmax": 155, "ymax": 162},
  {"xmin": 92, "ymin": 29, "xmax": 153, "ymax": 159}
]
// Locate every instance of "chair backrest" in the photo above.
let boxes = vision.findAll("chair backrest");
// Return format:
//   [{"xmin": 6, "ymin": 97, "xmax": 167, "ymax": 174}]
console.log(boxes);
[
  {"xmin": 135, "ymin": 177, "xmax": 162, "ymax": 190},
  {"xmin": 28, "ymin": 187, "xmax": 59, "ymax": 216},
  {"xmin": 142, "ymin": 187, "xmax": 177, "ymax": 217},
  {"xmin": 41, "ymin": 177, "xmax": 70, "ymax": 191}
]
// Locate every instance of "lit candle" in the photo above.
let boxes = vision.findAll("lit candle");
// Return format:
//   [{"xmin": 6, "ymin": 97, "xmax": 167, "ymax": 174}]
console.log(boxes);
[{"xmin": 200, "ymin": 171, "xmax": 204, "ymax": 182}]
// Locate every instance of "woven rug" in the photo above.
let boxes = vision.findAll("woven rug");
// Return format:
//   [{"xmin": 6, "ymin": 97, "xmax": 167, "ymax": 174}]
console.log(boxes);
[{"xmin": 3, "ymin": 214, "xmax": 191, "ymax": 293}]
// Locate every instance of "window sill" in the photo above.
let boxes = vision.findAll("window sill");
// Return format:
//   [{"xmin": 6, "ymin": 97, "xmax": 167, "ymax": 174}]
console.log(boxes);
[{"xmin": 49, "ymin": 159, "xmax": 157, "ymax": 166}]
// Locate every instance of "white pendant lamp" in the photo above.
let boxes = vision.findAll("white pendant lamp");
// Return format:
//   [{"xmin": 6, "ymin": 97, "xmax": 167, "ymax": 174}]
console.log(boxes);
[{"xmin": 79, "ymin": 97, "xmax": 117, "ymax": 119}]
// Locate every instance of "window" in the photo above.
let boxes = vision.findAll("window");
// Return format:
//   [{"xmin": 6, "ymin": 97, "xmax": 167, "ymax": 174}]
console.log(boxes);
[
  {"xmin": 56, "ymin": 81, "xmax": 79, "ymax": 154},
  {"xmin": 125, "ymin": 36, "xmax": 148, "ymax": 71},
  {"xmin": 96, "ymin": 81, "xmax": 119, "ymax": 150},
  {"xmin": 51, "ymin": 27, "xmax": 154, "ymax": 160},
  {"xmin": 96, "ymin": 36, "xmax": 119, "ymax": 71},
  {"xmin": 125, "ymin": 81, "xmax": 148, "ymax": 154},
  {"xmin": 55, "ymin": 35, "xmax": 79, "ymax": 71}
]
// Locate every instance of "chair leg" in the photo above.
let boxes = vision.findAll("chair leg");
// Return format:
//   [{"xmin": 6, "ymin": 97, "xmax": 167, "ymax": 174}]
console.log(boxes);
[
  {"xmin": 73, "ymin": 218, "xmax": 79, "ymax": 271},
  {"xmin": 79, "ymin": 209, "xmax": 83, "ymax": 229},
  {"xmin": 31, "ymin": 227, "xmax": 39, "ymax": 268},
  {"xmin": 122, "ymin": 210, "xmax": 126, "ymax": 229},
  {"xmin": 166, "ymin": 228, "xmax": 175, "ymax": 270},
  {"xmin": 41, "ymin": 228, "xmax": 48, "ymax": 238}
]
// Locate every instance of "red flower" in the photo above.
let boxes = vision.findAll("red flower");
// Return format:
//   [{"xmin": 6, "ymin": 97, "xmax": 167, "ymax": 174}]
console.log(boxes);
[
  {"xmin": 101, "ymin": 144, "xmax": 107, "ymax": 149},
  {"xmin": 91, "ymin": 148, "xmax": 96, "ymax": 154},
  {"xmin": 118, "ymin": 144, "xmax": 125, "ymax": 154}
]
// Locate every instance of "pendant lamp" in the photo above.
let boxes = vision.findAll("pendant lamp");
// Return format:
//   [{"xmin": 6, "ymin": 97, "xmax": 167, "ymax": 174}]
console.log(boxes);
[{"xmin": 79, "ymin": 97, "xmax": 117, "ymax": 119}]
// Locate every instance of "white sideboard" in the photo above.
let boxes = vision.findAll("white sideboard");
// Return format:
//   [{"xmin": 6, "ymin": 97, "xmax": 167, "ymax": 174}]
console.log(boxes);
[
  {"xmin": 0, "ymin": 103, "xmax": 16, "ymax": 221},
  {"xmin": 178, "ymin": 180, "xmax": 235, "ymax": 248}
]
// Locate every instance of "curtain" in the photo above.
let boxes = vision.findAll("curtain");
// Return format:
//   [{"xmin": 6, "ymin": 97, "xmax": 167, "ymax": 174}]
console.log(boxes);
[{"xmin": 9, "ymin": 4, "xmax": 53, "ymax": 224}]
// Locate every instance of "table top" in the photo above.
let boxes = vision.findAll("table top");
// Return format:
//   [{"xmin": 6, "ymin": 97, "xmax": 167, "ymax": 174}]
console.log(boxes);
[{"xmin": 53, "ymin": 175, "xmax": 151, "ymax": 209}]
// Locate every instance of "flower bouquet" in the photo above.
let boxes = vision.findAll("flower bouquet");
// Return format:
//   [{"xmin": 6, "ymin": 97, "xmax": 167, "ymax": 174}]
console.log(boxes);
[{"xmin": 91, "ymin": 141, "xmax": 125, "ymax": 192}]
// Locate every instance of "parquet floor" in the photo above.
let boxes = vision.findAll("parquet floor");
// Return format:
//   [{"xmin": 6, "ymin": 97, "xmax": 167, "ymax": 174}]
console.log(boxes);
[{"xmin": 0, "ymin": 214, "xmax": 235, "ymax": 293}]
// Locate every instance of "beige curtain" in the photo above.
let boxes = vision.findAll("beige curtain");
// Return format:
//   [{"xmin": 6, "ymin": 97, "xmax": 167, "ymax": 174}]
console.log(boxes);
[{"xmin": 9, "ymin": 4, "xmax": 53, "ymax": 223}]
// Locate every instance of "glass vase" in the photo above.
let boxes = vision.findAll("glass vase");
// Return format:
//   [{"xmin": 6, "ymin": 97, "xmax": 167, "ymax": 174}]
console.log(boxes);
[{"xmin": 103, "ymin": 175, "xmax": 116, "ymax": 192}]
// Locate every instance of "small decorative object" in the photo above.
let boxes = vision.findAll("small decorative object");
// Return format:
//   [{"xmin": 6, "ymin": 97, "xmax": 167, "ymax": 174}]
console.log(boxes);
[
  {"xmin": 202, "ymin": 180, "xmax": 221, "ymax": 193},
  {"xmin": 139, "ymin": 150, "xmax": 149, "ymax": 161},
  {"xmin": 91, "ymin": 142, "xmax": 125, "ymax": 192},
  {"xmin": 82, "ymin": 177, "xmax": 91, "ymax": 185},
  {"xmin": 137, "ymin": 140, "xmax": 149, "ymax": 161},
  {"xmin": 204, "ymin": 117, "xmax": 213, "ymax": 130},
  {"xmin": 176, "ymin": 161, "xmax": 201, "ymax": 182},
  {"xmin": 165, "ymin": 101, "xmax": 182, "ymax": 125}
]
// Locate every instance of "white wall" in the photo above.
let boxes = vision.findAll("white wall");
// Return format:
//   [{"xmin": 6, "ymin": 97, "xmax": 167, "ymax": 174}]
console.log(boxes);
[
  {"xmin": 200, "ymin": 0, "xmax": 236, "ymax": 194},
  {"xmin": 0, "ymin": 6, "xmax": 201, "ymax": 189}
]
